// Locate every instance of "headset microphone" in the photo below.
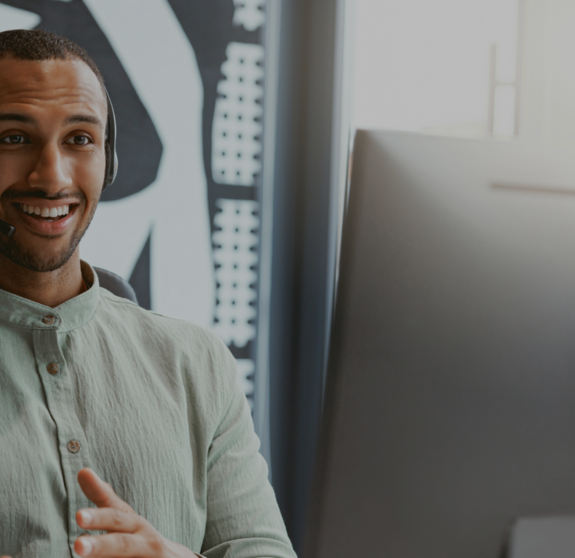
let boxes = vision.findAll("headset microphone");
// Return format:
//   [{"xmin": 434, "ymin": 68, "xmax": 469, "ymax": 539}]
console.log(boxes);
[
  {"xmin": 0, "ymin": 89, "xmax": 118, "ymax": 239},
  {"xmin": 0, "ymin": 219, "xmax": 14, "ymax": 238}
]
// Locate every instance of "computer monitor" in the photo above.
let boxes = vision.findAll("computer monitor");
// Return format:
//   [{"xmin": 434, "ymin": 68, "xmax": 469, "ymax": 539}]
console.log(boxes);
[{"xmin": 306, "ymin": 130, "xmax": 575, "ymax": 558}]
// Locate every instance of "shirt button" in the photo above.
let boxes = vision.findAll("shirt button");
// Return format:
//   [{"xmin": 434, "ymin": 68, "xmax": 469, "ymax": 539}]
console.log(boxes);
[
  {"xmin": 46, "ymin": 363, "xmax": 59, "ymax": 375},
  {"xmin": 67, "ymin": 440, "xmax": 81, "ymax": 454},
  {"xmin": 42, "ymin": 315, "xmax": 56, "ymax": 325}
]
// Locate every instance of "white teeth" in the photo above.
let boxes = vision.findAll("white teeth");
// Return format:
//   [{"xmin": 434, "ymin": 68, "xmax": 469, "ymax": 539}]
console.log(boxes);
[{"xmin": 21, "ymin": 204, "xmax": 71, "ymax": 218}]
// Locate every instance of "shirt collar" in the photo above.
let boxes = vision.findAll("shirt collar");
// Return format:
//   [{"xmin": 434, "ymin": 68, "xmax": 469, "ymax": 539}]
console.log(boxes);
[{"xmin": 0, "ymin": 260, "xmax": 100, "ymax": 332}]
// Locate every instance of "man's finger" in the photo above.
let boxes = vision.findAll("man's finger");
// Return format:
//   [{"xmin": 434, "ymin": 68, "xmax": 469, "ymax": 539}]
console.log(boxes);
[
  {"xmin": 76, "ymin": 507, "xmax": 141, "ymax": 534},
  {"xmin": 74, "ymin": 533, "xmax": 154, "ymax": 558},
  {"xmin": 77, "ymin": 468, "xmax": 135, "ymax": 513}
]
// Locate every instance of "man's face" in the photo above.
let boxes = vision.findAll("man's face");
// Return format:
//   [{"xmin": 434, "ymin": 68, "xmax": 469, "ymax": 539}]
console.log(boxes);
[{"xmin": 0, "ymin": 56, "xmax": 107, "ymax": 273}]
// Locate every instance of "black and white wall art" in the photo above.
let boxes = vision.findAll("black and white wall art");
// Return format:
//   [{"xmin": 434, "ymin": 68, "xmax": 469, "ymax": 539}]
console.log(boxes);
[{"xmin": 0, "ymin": 0, "xmax": 268, "ymax": 422}]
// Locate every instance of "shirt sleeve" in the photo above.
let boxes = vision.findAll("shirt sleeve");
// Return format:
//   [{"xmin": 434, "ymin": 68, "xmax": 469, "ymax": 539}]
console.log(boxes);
[{"xmin": 200, "ymin": 342, "xmax": 297, "ymax": 558}]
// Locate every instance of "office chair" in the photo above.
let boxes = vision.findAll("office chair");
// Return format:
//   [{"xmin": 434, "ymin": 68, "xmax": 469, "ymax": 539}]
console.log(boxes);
[{"xmin": 94, "ymin": 267, "xmax": 138, "ymax": 304}]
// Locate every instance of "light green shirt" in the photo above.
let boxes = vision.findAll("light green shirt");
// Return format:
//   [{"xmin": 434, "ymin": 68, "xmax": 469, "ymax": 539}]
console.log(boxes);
[{"xmin": 0, "ymin": 262, "xmax": 296, "ymax": 558}]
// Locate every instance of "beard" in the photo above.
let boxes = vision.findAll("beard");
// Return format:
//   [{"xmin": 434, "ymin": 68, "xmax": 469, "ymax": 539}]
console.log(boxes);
[{"xmin": 0, "ymin": 202, "xmax": 97, "ymax": 273}]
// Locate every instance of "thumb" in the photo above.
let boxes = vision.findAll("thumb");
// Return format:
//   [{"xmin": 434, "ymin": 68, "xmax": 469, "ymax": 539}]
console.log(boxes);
[{"xmin": 77, "ymin": 467, "xmax": 135, "ymax": 514}]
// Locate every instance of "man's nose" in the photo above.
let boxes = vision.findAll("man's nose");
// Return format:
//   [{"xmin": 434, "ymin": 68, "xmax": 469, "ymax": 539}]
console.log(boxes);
[{"xmin": 27, "ymin": 142, "xmax": 73, "ymax": 194}]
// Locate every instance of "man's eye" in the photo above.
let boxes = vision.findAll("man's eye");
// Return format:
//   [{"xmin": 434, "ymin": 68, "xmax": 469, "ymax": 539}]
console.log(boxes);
[
  {"xmin": 69, "ymin": 135, "xmax": 91, "ymax": 146},
  {"xmin": 0, "ymin": 135, "xmax": 28, "ymax": 145}
]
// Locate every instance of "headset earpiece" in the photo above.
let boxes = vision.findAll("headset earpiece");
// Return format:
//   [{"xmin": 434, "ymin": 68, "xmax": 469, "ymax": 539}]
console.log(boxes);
[{"xmin": 104, "ymin": 89, "xmax": 118, "ymax": 188}]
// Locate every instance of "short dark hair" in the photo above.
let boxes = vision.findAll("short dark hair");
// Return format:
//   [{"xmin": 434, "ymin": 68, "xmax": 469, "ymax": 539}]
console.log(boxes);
[{"xmin": 0, "ymin": 29, "xmax": 105, "ymax": 92}]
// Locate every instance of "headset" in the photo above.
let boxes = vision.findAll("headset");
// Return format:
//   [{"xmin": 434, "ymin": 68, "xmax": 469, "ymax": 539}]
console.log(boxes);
[
  {"xmin": 104, "ymin": 89, "xmax": 119, "ymax": 189},
  {"xmin": 0, "ymin": 89, "xmax": 118, "ymax": 238}
]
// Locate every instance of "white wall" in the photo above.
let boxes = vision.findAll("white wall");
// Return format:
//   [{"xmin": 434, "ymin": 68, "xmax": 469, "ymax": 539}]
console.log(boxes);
[
  {"xmin": 352, "ymin": 0, "xmax": 519, "ymax": 137},
  {"xmin": 519, "ymin": 0, "xmax": 575, "ymax": 143}
]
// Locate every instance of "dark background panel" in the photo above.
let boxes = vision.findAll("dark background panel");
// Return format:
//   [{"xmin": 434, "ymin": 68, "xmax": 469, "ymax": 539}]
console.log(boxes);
[
  {"xmin": 168, "ymin": 0, "xmax": 261, "ymax": 232},
  {"xmin": 128, "ymin": 230, "xmax": 152, "ymax": 310}
]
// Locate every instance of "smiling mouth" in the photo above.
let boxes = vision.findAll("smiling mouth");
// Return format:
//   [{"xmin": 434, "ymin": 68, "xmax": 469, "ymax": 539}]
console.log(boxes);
[{"xmin": 15, "ymin": 203, "xmax": 78, "ymax": 222}]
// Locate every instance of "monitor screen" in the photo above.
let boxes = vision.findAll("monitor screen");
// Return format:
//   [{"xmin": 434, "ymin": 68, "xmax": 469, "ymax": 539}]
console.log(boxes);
[{"xmin": 307, "ymin": 130, "xmax": 575, "ymax": 558}]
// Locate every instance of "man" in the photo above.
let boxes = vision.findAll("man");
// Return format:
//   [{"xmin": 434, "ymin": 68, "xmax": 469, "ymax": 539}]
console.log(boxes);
[{"xmin": 0, "ymin": 29, "xmax": 296, "ymax": 558}]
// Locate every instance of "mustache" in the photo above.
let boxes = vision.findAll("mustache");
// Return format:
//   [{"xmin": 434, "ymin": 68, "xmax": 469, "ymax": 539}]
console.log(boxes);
[{"xmin": 1, "ymin": 190, "xmax": 85, "ymax": 202}]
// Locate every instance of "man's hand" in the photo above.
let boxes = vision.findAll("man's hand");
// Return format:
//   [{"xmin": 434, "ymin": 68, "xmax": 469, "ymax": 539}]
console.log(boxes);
[{"xmin": 75, "ymin": 467, "xmax": 199, "ymax": 558}]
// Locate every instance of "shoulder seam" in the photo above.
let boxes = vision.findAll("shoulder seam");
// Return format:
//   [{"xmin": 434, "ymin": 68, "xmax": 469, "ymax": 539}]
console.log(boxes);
[
  {"xmin": 99, "ymin": 288, "xmax": 138, "ymax": 307},
  {"xmin": 99, "ymin": 289, "xmax": 210, "ymax": 330}
]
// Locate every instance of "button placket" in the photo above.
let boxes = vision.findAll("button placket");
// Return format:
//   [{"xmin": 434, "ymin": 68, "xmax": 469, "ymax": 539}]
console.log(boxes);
[{"xmin": 32, "ymin": 325, "xmax": 94, "ymax": 551}]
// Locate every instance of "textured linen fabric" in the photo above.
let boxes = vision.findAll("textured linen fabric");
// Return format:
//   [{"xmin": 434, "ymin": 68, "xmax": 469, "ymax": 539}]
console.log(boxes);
[{"xmin": 0, "ymin": 261, "xmax": 296, "ymax": 558}]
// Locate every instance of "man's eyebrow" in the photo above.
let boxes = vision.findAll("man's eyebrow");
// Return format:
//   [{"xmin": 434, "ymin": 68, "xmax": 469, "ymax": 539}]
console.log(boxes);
[
  {"xmin": 0, "ymin": 113, "xmax": 37, "ymax": 124},
  {"xmin": 64, "ymin": 114, "xmax": 103, "ymax": 127},
  {"xmin": 0, "ymin": 113, "xmax": 103, "ymax": 127}
]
